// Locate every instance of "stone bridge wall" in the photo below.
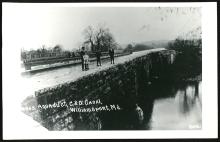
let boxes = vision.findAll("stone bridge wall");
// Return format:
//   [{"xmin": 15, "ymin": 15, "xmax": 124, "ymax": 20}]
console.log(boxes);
[{"xmin": 22, "ymin": 49, "xmax": 175, "ymax": 130}]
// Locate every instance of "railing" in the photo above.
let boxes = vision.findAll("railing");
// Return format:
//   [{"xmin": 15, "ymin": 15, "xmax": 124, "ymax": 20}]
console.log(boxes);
[{"xmin": 22, "ymin": 52, "xmax": 131, "ymax": 71}]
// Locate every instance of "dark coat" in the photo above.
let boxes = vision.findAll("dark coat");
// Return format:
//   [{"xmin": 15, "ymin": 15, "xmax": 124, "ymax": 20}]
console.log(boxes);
[
  {"xmin": 96, "ymin": 51, "xmax": 102, "ymax": 58},
  {"xmin": 109, "ymin": 49, "xmax": 114, "ymax": 57},
  {"xmin": 80, "ymin": 50, "xmax": 85, "ymax": 59}
]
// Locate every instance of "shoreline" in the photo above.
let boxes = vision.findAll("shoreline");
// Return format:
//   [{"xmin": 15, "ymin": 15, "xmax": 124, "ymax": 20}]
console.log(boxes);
[{"xmin": 181, "ymin": 74, "xmax": 202, "ymax": 82}]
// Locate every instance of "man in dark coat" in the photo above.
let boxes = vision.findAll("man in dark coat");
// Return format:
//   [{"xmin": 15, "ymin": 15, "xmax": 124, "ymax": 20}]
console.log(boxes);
[
  {"xmin": 109, "ymin": 47, "xmax": 115, "ymax": 64},
  {"xmin": 80, "ymin": 47, "xmax": 85, "ymax": 71},
  {"xmin": 96, "ymin": 49, "xmax": 102, "ymax": 66}
]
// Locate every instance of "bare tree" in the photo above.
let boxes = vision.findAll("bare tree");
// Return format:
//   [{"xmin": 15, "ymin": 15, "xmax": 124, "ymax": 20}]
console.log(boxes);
[
  {"xmin": 83, "ymin": 26, "xmax": 95, "ymax": 51},
  {"xmin": 95, "ymin": 27, "xmax": 106, "ymax": 51},
  {"xmin": 83, "ymin": 25, "xmax": 117, "ymax": 52},
  {"xmin": 101, "ymin": 30, "xmax": 117, "ymax": 50}
]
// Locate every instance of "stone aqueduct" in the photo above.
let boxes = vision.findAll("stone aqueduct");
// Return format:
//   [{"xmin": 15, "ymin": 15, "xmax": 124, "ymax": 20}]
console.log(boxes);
[{"xmin": 22, "ymin": 49, "xmax": 176, "ymax": 130}]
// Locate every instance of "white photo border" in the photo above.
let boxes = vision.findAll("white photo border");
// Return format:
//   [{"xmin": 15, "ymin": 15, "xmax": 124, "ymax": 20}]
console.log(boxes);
[{"xmin": 2, "ymin": 2, "xmax": 218, "ymax": 139}]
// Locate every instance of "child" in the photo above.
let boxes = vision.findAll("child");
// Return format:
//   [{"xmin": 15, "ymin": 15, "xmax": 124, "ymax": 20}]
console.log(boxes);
[{"xmin": 83, "ymin": 54, "xmax": 90, "ymax": 70}]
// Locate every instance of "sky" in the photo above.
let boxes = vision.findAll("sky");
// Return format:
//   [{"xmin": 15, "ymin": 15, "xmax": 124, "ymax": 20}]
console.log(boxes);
[{"xmin": 3, "ymin": 4, "xmax": 201, "ymax": 51}]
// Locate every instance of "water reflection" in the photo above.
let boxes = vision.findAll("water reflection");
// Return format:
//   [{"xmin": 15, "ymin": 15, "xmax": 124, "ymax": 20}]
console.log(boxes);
[
  {"xmin": 100, "ymin": 81, "xmax": 202, "ymax": 130},
  {"xmin": 148, "ymin": 81, "xmax": 202, "ymax": 130}
]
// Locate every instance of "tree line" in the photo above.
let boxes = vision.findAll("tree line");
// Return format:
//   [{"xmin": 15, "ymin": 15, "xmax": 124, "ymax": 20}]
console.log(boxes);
[
  {"xmin": 21, "ymin": 45, "xmax": 75, "ymax": 61},
  {"xmin": 167, "ymin": 37, "xmax": 202, "ymax": 80},
  {"xmin": 21, "ymin": 24, "xmax": 119, "ymax": 61}
]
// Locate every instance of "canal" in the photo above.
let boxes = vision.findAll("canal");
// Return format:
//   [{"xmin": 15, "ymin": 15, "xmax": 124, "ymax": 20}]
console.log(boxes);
[{"xmin": 99, "ymin": 80, "xmax": 202, "ymax": 130}]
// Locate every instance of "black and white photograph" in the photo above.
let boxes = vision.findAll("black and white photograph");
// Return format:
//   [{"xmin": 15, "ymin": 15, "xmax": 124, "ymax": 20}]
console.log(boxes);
[{"xmin": 2, "ymin": 2, "xmax": 218, "ymax": 139}]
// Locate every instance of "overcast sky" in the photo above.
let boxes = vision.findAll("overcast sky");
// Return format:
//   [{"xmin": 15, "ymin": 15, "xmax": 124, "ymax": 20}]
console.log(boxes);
[{"xmin": 3, "ymin": 4, "xmax": 201, "ymax": 51}]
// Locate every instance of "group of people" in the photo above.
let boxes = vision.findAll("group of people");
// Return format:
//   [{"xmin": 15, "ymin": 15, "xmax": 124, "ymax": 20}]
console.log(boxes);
[{"xmin": 80, "ymin": 46, "xmax": 115, "ymax": 71}]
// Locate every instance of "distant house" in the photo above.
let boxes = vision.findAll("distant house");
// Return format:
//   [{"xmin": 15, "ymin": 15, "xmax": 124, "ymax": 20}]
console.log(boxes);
[{"xmin": 82, "ymin": 41, "xmax": 93, "ymax": 52}]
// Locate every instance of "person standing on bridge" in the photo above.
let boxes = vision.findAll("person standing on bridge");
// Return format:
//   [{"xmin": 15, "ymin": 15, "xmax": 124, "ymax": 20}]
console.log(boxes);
[
  {"xmin": 96, "ymin": 49, "xmax": 102, "ymax": 66},
  {"xmin": 83, "ymin": 51, "xmax": 90, "ymax": 71},
  {"xmin": 109, "ymin": 47, "xmax": 115, "ymax": 64},
  {"xmin": 80, "ymin": 47, "xmax": 85, "ymax": 71}
]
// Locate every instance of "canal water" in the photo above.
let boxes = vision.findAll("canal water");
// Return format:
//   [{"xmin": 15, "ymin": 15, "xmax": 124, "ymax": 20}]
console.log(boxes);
[{"xmin": 100, "ymin": 80, "xmax": 202, "ymax": 130}]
